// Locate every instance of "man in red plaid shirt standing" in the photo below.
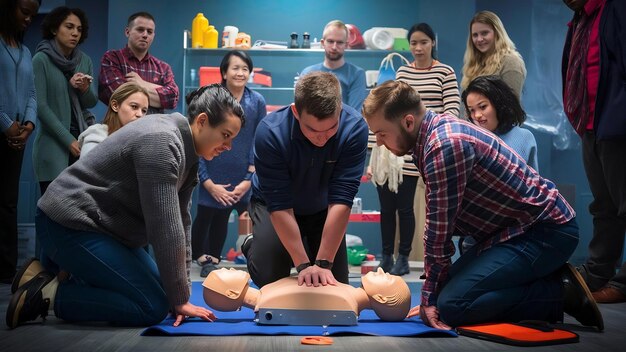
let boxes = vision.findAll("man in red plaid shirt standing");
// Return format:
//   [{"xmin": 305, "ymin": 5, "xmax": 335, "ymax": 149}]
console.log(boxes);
[{"xmin": 98, "ymin": 12, "xmax": 179, "ymax": 114}]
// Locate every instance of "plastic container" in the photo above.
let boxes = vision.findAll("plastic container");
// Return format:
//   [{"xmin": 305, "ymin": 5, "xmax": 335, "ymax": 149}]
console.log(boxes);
[
  {"xmin": 363, "ymin": 28, "xmax": 394, "ymax": 50},
  {"xmin": 199, "ymin": 66, "xmax": 221, "ymax": 86},
  {"xmin": 192, "ymin": 13, "xmax": 209, "ymax": 48},
  {"xmin": 222, "ymin": 25, "xmax": 239, "ymax": 48},
  {"xmin": 203, "ymin": 25, "xmax": 218, "ymax": 49}
]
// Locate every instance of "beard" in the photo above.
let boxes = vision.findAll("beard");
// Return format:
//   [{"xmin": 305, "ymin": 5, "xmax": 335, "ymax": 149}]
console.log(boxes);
[
  {"xmin": 390, "ymin": 127, "xmax": 418, "ymax": 156},
  {"xmin": 325, "ymin": 51, "xmax": 343, "ymax": 62}
]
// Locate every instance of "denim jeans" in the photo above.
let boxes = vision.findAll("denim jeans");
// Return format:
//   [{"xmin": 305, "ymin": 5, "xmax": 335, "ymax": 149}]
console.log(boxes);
[
  {"xmin": 36, "ymin": 208, "xmax": 170, "ymax": 326},
  {"xmin": 437, "ymin": 218, "xmax": 579, "ymax": 327}
]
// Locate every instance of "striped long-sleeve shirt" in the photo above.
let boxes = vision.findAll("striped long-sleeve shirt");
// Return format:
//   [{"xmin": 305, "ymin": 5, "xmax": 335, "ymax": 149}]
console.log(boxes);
[
  {"xmin": 413, "ymin": 110, "xmax": 575, "ymax": 307},
  {"xmin": 396, "ymin": 61, "xmax": 461, "ymax": 117}
]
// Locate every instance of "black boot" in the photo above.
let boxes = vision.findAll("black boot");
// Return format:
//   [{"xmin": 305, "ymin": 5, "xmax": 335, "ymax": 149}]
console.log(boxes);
[
  {"xmin": 390, "ymin": 254, "xmax": 410, "ymax": 276},
  {"xmin": 561, "ymin": 263, "xmax": 604, "ymax": 331},
  {"xmin": 378, "ymin": 254, "xmax": 394, "ymax": 273},
  {"xmin": 6, "ymin": 271, "xmax": 54, "ymax": 329}
]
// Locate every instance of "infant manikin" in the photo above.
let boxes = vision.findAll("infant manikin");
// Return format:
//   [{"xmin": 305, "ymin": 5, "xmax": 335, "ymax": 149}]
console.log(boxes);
[{"xmin": 202, "ymin": 267, "xmax": 411, "ymax": 325}]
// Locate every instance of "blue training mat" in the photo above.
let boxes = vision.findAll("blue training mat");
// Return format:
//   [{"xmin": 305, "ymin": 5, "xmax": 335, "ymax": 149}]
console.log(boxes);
[{"xmin": 141, "ymin": 282, "xmax": 457, "ymax": 337}]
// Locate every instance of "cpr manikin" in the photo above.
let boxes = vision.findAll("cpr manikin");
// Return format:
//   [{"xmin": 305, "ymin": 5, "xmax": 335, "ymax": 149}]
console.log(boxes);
[{"xmin": 202, "ymin": 267, "xmax": 411, "ymax": 325}]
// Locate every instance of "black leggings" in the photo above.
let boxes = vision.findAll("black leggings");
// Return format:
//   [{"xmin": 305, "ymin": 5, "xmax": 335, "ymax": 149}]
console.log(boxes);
[
  {"xmin": 376, "ymin": 175, "xmax": 419, "ymax": 256},
  {"xmin": 191, "ymin": 203, "xmax": 248, "ymax": 260}
]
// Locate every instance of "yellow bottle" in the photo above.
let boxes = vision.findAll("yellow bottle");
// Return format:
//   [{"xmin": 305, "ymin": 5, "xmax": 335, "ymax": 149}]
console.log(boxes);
[
  {"xmin": 203, "ymin": 25, "xmax": 219, "ymax": 49},
  {"xmin": 191, "ymin": 13, "xmax": 209, "ymax": 48}
]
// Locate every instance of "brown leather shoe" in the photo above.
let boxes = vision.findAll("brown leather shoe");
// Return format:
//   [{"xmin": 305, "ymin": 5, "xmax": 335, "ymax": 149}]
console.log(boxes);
[{"xmin": 592, "ymin": 287, "xmax": 626, "ymax": 304}]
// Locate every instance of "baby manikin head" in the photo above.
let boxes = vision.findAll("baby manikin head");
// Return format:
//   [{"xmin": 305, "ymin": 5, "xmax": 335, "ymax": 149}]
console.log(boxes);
[
  {"xmin": 202, "ymin": 267, "xmax": 253, "ymax": 311},
  {"xmin": 361, "ymin": 268, "xmax": 411, "ymax": 321}
]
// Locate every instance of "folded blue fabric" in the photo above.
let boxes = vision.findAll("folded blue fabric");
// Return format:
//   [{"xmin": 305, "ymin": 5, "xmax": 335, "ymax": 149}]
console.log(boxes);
[{"xmin": 142, "ymin": 282, "xmax": 456, "ymax": 337}]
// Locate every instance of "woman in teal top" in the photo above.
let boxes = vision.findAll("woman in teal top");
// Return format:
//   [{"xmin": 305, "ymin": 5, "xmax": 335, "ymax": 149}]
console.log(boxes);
[{"xmin": 32, "ymin": 6, "xmax": 97, "ymax": 194}]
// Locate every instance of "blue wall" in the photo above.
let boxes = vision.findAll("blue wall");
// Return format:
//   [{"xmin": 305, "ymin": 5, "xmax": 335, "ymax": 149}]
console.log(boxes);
[{"xmin": 16, "ymin": 0, "xmax": 620, "ymax": 263}]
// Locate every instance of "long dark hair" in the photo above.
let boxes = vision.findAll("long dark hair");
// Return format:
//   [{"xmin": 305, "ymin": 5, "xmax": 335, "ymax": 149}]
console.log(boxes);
[
  {"xmin": 0, "ymin": 0, "xmax": 41, "ymax": 43},
  {"xmin": 407, "ymin": 22, "xmax": 437, "ymax": 59},
  {"xmin": 461, "ymin": 75, "xmax": 526, "ymax": 134}
]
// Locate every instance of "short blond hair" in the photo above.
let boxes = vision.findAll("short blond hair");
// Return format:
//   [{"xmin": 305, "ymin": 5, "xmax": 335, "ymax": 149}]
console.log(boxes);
[
  {"xmin": 323, "ymin": 19, "xmax": 349, "ymax": 41},
  {"xmin": 362, "ymin": 80, "xmax": 422, "ymax": 122},
  {"xmin": 294, "ymin": 71, "xmax": 342, "ymax": 119}
]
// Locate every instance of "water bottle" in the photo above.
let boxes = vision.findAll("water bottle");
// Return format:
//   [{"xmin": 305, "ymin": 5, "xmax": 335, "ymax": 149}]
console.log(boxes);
[{"xmin": 190, "ymin": 68, "xmax": 197, "ymax": 86}]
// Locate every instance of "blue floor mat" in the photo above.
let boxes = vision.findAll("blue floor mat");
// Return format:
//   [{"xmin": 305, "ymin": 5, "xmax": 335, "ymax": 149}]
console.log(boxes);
[{"xmin": 142, "ymin": 282, "xmax": 457, "ymax": 337}]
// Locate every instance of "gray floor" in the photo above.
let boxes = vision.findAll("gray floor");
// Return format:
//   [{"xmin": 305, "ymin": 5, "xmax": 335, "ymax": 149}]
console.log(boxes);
[{"xmin": 1, "ymin": 260, "xmax": 626, "ymax": 352}]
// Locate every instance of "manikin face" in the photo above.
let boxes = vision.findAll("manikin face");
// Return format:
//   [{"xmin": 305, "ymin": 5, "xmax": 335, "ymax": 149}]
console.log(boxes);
[
  {"xmin": 193, "ymin": 112, "xmax": 241, "ymax": 160},
  {"xmin": 111, "ymin": 92, "xmax": 149, "ymax": 126},
  {"xmin": 471, "ymin": 22, "xmax": 495, "ymax": 54},
  {"xmin": 15, "ymin": 0, "xmax": 39, "ymax": 31},
  {"xmin": 224, "ymin": 55, "xmax": 250, "ymax": 91},
  {"xmin": 361, "ymin": 268, "xmax": 411, "ymax": 321},
  {"xmin": 466, "ymin": 92, "xmax": 499, "ymax": 132},
  {"xmin": 54, "ymin": 14, "xmax": 82, "ymax": 56},
  {"xmin": 409, "ymin": 30, "xmax": 434, "ymax": 63},
  {"xmin": 366, "ymin": 111, "xmax": 418, "ymax": 157},
  {"xmin": 202, "ymin": 268, "xmax": 251, "ymax": 311},
  {"xmin": 321, "ymin": 26, "xmax": 347, "ymax": 62},
  {"xmin": 292, "ymin": 105, "xmax": 340, "ymax": 148},
  {"xmin": 126, "ymin": 16, "xmax": 155, "ymax": 54}
]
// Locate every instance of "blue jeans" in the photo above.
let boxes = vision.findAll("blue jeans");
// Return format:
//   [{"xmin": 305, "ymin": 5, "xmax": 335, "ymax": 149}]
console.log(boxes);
[
  {"xmin": 437, "ymin": 219, "xmax": 579, "ymax": 327},
  {"xmin": 36, "ymin": 208, "xmax": 170, "ymax": 326}
]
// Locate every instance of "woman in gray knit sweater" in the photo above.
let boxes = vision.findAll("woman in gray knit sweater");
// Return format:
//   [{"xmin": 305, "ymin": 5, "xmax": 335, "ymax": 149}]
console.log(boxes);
[{"xmin": 6, "ymin": 85, "xmax": 245, "ymax": 329}]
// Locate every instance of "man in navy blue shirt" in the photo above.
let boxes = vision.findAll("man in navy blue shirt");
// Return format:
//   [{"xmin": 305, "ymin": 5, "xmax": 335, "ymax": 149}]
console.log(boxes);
[{"xmin": 243, "ymin": 72, "xmax": 368, "ymax": 288}]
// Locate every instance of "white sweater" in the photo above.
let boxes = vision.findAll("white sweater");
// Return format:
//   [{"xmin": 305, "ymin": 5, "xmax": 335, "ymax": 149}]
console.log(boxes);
[{"xmin": 77, "ymin": 123, "xmax": 109, "ymax": 158}]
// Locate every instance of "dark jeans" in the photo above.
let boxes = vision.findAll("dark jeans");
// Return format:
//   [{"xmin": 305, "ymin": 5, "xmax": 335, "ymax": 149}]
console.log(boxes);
[
  {"xmin": 191, "ymin": 203, "xmax": 248, "ymax": 260},
  {"xmin": 0, "ymin": 135, "xmax": 24, "ymax": 280},
  {"xmin": 245, "ymin": 198, "xmax": 349, "ymax": 288},
  {"xmin": 437, "ymin": 219, "xmax": 579, "ymax": 327},
  {"xmin": 376, "ymin": 175, "xmax": 418, "ymax": 256},
  {"xmin": 579, "ymin": 132, "xmax": 626, "ymax": 293},
  {"xmin": 36, "ymin": 208, "xmax": 169, "ymax": 326}
]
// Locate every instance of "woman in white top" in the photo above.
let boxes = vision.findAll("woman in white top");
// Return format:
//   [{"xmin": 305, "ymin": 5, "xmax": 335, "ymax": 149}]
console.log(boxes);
[{"xmin": 78, "ymin": 82, "xmax": 148, "ymax": 157}]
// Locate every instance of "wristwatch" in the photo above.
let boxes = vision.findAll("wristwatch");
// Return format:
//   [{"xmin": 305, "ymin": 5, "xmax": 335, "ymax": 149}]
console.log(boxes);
[
  {"xmin": 315, "ymin": 259, "xmax": 333, "ymax": 270},
  {"xmin": 296, "ymin": 262, "xmax": 311, "ymax": 273}
]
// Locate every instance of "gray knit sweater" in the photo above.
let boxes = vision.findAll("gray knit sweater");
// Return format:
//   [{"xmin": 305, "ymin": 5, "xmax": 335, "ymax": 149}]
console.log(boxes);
[{"xmin": 38, "ymin": 113, "xmax": 198, "ymax": 306}]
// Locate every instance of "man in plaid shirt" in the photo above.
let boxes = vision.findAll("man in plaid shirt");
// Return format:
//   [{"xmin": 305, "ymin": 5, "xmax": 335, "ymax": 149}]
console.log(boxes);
[
  {"xmin": 362, "ymin": 80, "xmax": 603, "ymax": 331},
  {"xmin": 98, "ymin": 12, "xmax": 179, "ymax": 114}
]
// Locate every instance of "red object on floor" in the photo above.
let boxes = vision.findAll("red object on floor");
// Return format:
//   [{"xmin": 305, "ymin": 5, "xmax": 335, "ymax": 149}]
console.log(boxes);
[
  {"xmin": 301, "ymin": 336, "xmax": 334, "ymax": 345},
  {"xmin": 457, "ymin": 322, "xmax": 579, "ymax": 347},
  {"xmin": 226, "ymin": 248, "xmax": 241, "ymax": 262}
]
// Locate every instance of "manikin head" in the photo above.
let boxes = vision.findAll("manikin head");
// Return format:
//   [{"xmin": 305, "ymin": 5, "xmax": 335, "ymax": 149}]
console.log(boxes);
[
  {"xmin": 202, "ymin": 268, "xmax": 255, "ymax": 311},
  {"xmin": 362, "ymin": 268, "xmax": 411, "ymax": 321}
]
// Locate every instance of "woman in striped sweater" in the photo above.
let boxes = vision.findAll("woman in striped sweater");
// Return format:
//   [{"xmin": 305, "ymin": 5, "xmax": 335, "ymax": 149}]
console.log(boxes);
[{"xmin": 367, "ymin": 23, "xmax": 460, "ymax": 276}]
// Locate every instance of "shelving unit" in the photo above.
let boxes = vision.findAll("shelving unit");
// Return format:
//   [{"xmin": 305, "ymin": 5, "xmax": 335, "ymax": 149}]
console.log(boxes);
[{"xmin": 182, "ymin": 30, "xmax": 412, "ymax": 111}]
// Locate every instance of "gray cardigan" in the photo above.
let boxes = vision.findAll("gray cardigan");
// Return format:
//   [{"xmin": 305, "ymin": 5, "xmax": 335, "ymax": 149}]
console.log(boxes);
[{"xmin": 38, "ymin": 113, "xmax": 198, "ymax": 306}]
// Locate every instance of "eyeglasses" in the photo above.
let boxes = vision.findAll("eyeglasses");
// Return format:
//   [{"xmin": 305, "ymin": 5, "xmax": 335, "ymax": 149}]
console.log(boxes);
[{"xmin": 323, "ymin": 39, "xmax": 346, "ymax": 47}]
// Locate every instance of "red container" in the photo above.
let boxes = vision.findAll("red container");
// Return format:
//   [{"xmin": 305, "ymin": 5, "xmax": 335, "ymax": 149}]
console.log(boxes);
[{"xmin": 199, "ymin": 66, "xmax": 221, "ymax": 86}]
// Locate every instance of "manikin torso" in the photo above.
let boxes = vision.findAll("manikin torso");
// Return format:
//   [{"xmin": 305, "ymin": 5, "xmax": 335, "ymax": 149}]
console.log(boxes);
[{"xmin": 202, "ymin": 268, "xmax": 411, "ymax": 324}]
